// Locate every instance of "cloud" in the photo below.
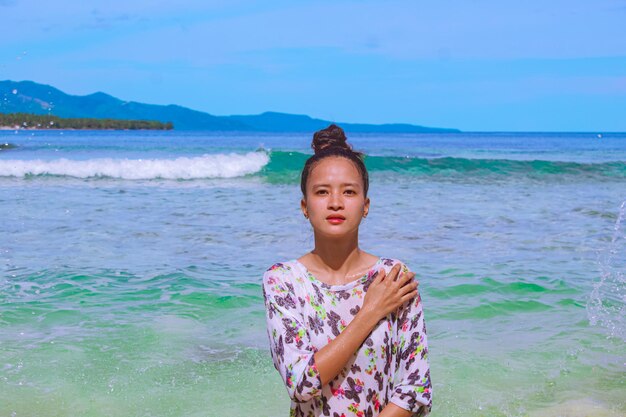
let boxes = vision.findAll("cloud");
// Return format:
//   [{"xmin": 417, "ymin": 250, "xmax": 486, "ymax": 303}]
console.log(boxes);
[
  {"xmin": 4, "ymin": 0, "xmax": 626, "ymax": 61},
  {"xmin": 124, "ymin": 1, "xmax": 626, "ymax": 60},
  {"xmin": 77, "ymin": 9, "xmax": 145, "ymax": 30}
]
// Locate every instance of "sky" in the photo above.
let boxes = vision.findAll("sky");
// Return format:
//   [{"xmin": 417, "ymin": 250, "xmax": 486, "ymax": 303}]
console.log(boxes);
[{"xmin": 1, "ymin": 0, "xmax": 625, "ymax": 131}]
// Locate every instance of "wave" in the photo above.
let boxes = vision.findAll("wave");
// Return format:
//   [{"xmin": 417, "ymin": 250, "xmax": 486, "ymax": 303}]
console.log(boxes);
[
  {"xmin": 0, "ymin": 151, "xmax": 269, "ymax": 179},
  {"xmin": 1, "ymin": 150, "xmax": 624, "ymax": 181},
  {"xmin": 262, "ymin": 151, "xmax": 626, "ymax": 180}
]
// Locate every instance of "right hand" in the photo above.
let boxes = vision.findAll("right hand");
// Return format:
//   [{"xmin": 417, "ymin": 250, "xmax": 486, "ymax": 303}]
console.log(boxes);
[{"xmin": 361, "ymin": 263, "xmax": 418, "ymax": 322}]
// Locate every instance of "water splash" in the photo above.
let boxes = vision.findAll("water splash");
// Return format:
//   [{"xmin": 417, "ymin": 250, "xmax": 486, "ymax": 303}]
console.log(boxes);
[
  {"xmin": 587, "ymin": 200, "xmax": 626, "ymax": 341},
  {"xmin": 0, "ymin": 151, "xmax": 269, "ymax": 180}
]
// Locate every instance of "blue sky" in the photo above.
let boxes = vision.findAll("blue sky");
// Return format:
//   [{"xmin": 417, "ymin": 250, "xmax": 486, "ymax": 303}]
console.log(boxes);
[{"xmin": 1, "ymin": 0, "xmax": 625, "ymax": 131}]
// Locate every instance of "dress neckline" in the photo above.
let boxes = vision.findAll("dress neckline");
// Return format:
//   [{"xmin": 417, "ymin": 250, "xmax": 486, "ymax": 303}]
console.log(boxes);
[{"xmin": 292, "ymin": 257, "xmax": 384, "ymax": 291}]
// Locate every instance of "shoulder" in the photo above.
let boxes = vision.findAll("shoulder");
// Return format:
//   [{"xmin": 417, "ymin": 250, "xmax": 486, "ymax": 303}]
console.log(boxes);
[
  {"xmin": 379, "ymin": 257, "xmax": 411, "ymax": 273},
  {"xmin": 262, "ymin": 260, "xmax": 300, "ymax": 287}
]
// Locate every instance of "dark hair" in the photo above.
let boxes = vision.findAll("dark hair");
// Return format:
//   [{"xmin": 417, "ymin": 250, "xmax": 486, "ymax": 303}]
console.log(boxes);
[{"xmin": 300, "ymin": 124, "xmax": 369, "ymax": 198}]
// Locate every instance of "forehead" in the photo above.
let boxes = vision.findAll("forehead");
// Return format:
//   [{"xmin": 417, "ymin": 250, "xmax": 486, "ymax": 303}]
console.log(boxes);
[{"xmin": 308, "ymin": 156, "xmax": 361, "ymax": 185}]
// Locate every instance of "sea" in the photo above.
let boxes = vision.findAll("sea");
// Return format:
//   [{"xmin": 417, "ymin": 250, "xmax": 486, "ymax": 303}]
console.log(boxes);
[{"xmin": 0, "ymin": 130, "xmax": 624, "ymax": 417}]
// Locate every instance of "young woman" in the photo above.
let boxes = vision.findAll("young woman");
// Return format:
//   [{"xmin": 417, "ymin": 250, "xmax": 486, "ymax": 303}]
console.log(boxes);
[{"xmin": 262, "ymin": 125, "xmax": 432, "ymax": 417}]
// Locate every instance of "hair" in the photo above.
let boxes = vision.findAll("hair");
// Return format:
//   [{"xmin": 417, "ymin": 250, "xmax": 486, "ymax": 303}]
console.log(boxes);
[{"xmin": 300, "ymin": 124, "xmax": 369, "ymax": 198}]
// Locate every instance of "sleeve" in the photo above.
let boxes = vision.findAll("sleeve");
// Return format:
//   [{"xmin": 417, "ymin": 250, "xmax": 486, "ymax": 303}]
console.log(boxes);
[
  {"xmin": 389, "ymin": 262, "xmax": 432, "ymax": 416},
  {"xmin": 261, "ymin": 264, "xmax": 323, "ymax": 403}
]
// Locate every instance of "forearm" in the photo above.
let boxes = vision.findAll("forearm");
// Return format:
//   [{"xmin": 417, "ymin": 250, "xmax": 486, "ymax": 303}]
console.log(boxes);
[
  {"xmin": 378, "ymin": 402, "xmax": 414, "ymax": 417},
  {"xmin": 313, "ymin": 309, "xmax": 380, "ymax": 386}
]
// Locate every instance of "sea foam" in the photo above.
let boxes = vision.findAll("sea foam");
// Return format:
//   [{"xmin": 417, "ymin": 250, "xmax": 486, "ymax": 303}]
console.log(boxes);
[{"xmin": 0, "ymin": 151, "xmax": 269, "ymax": 179}]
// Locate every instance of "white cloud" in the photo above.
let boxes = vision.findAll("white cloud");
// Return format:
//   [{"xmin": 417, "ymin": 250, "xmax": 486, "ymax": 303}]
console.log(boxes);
[{"xmin": 2, "ymin": 0, "xmax": 625, "ymax": 61}]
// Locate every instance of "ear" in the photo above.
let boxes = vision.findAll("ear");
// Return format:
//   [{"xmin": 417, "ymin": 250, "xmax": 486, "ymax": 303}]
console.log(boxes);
[
  {"xmin": 364, "ymin": 196, "xmax": 370, "ymax": 217},
  {"xmin": 300, "ymin": 197, "xmax": 307, "ymax": 217}
]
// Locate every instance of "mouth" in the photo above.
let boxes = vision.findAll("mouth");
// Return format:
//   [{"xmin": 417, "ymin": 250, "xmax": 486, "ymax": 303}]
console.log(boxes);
[{"xmin": 326, "ymin": 215, "xmax": 346, "ymax": 224}]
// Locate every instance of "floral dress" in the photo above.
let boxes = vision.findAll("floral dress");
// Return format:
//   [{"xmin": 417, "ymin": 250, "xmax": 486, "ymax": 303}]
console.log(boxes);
[{"xmin": 262, "ymin": 256, "xmax": 432, "ymax": 417}]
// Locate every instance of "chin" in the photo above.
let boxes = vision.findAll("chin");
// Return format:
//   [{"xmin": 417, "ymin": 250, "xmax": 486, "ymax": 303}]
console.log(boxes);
[{"xmin": 317, "ymin": 227, "xmax": 356, "ymax": 238}]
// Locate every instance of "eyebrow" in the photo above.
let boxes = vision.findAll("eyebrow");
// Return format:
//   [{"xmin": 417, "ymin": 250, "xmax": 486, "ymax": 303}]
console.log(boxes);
[{"xmin": 312, "ymin": 183, "xmax": 359, "ymax": 188}]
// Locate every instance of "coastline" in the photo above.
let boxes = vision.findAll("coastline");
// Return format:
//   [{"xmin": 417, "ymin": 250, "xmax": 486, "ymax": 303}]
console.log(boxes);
[{"xmin": 0, "ymin": 126, "xmax": 173, "ymax": 131}]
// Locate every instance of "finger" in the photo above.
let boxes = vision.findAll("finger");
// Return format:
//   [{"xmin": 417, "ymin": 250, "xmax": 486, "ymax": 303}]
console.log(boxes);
[
  {"xmin": 394, "ymin": 271, "xmax": 413, "ymax": 287},
  {"xmin": 400, "ymin": 289, "xmax": 418, "ymax": 303},
  {"xmin": 389, "ymin": 264, "xmax": 402, "ymax": 281},
  {"xmin": 374, "ymin": 268, "xmax": 385, "ymax": 282},
  {"xmin": 400, "ymin": 272, "xmax": 415, "ymax": 286},
  {"xmin": 399, "ymin": 281, "xmax": 418, "ymax": 296}
]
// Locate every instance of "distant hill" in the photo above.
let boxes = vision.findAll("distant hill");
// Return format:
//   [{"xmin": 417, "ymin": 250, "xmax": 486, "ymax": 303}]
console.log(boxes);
[
  {"xmin": 226, "ymin": 112, "xmax": 459, "ymax": 133},
  {"xmin": 0, "ymin": 80, "xmax": 460, "ymax": 133},
  {"xmin": 0, "ymin": 112, "xmax": 172, "ymax": 130},
  {"xmin": 0, "ymin": 80, "xmax": 246, "ymax": 131}
]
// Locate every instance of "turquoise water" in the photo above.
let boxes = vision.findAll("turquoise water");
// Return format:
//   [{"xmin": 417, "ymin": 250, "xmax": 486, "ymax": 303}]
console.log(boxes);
[{"xmin": 1, "ymin": 130, "xmax": 625, "ymax": 416}]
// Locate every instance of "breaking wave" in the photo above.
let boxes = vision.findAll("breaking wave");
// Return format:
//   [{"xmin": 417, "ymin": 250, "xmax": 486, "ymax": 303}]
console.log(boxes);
[{"xmin": 0, "ymin": 151, "xmax": 269, "ymax": 179}]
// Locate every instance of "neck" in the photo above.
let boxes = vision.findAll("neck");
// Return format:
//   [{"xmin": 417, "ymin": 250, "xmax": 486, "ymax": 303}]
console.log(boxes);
[{"xmin": 310, "ymin": 232, "xmax": 363, "ymax": 273}]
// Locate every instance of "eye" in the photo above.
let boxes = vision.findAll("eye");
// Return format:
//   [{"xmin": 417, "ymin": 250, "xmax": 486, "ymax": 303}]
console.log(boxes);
[
  {"xmin": 316, "ymin": 190, "xmax": 328, "ymax": 195},
  {"xmin": 345, "ymin": 190, "xmax": 356, "ymax": 195}
]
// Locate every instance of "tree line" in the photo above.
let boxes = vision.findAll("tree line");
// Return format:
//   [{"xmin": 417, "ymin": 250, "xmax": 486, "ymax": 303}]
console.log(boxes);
[{"xmin": 0, "ymin": 112, "xmax": 174, "ymax": 130}]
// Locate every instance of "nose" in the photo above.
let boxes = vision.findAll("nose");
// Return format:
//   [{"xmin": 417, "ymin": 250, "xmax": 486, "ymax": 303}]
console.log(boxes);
[{"xmin": 328, "ymin": 191, "xmax": 344, "ymax": 209}]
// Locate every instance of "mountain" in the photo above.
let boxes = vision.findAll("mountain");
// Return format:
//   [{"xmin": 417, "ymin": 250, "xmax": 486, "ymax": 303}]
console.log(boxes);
[
  {"xmin": 226, "ymin": 112, "xmax": 458, "ymax": 133},
  {"xmin": 0, "ymin": 81, "xmax": 247, "ymax": 131},
  {"xmin": 0, "ymin": 80, "xmax": 460, "ymax": 133}
]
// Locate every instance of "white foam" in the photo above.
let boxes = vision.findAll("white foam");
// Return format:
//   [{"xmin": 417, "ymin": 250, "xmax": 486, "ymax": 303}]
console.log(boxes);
[
  {"xmin": 0, "ymin": 151, "xmax": 270, "ymax": 180},
  {"xmin": 528, "ymin": 398, "xmax": 622, "ymax": 417}
]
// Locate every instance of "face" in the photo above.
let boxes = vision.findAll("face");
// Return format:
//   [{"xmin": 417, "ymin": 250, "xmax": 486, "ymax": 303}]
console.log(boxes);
[{"xmin": 301, "ymin": 156, "xmax": 370, "ymax": 237}]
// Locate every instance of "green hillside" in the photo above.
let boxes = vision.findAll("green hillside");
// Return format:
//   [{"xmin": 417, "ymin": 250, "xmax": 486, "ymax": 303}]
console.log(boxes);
[
  {"xmin": 0, "ymin": 112, "xmax": 172, "ymax": 130},
  {"xmin": 0, "ymin": 80, "xmax": 460, "ymax": 133}
]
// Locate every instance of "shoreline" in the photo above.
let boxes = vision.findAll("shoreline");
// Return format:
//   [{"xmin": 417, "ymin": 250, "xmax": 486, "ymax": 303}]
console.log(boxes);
[{"xmin": 0, "ymin": 126, "xmax": 173, "ymax": 131}]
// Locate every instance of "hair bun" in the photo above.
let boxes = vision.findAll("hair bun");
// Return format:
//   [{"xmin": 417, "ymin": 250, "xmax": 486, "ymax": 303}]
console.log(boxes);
[{"xmin": 312, "ymin": 124, "xmax": 351, "ymax": 154}]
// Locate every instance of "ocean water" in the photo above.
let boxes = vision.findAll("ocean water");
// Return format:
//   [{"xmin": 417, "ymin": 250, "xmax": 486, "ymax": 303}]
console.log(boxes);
[{"xmin": 1, "ymin": 130, "xmax": 625, "ymax": 417}]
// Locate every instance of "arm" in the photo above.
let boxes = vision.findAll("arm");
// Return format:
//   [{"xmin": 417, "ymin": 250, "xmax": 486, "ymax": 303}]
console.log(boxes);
[
  {"xmin": 314, "ymin": 262, "xmax": 417, "ymax": 387},
  {"xmin": 262, "ymin": 266, "xmax": 323, "ymax": 402},
  {"xmin": 313, "ymin": 305, "xmax": 380, "ymax": 386},
  {"xmin": 378, "ymin": 402, "xmax": 414, "ymax": 417},
  {"xmin": 262, "ymin": 262, "xmax": 417, "ymax": 402},
  {"xmin": 387, "ymin": 263, "xmax": 432, "ymax": 416}
]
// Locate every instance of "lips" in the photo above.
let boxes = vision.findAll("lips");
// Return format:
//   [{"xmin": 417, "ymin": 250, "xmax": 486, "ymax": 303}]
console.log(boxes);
[
  {"xmin": 326, "ymin": 215, "xmax": 346, "ymax": 224},
  {"xmin": 326, "ymin": 215, "xmax": 346, "ymax": 220}
]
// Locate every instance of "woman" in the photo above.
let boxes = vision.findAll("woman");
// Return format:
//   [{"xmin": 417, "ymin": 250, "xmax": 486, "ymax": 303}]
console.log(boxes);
[{"xmin": 262, "ymin": 125, "xmax": 432, "ymax": 417}]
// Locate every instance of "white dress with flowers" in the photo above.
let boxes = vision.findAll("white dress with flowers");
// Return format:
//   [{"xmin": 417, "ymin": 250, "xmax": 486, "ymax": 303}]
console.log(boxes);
[{"xmin": 262, "ymin": 256, "xmax": 432, "ymax": 417}]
